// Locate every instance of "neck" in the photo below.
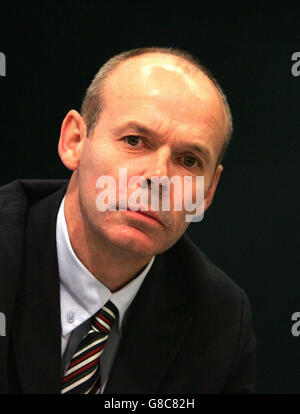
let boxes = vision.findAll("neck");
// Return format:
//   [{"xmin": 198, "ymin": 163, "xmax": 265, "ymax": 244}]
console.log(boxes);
[{"xmin": 64, "ymin": 181, "xmax": 152, "ymax": 292}]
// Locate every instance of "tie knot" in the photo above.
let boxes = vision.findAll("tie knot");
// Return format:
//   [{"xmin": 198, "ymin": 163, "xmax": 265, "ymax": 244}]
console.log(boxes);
[{"xmin": 91, "ymin": 300, "xmax": 118, "ymax": 334}]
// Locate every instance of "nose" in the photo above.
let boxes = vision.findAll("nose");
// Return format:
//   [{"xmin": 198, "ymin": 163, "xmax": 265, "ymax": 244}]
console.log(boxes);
[
  {"xmin": 143, "ymin": 147, "xmax": 170, "ymax": 183},
  {"xmin": 137, "ymin": 147, "xmax": 174, "ymax": 211}
]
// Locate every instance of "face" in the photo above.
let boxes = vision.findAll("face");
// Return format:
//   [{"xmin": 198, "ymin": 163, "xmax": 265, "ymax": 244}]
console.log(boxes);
[{"xmin": 66, "ymin": 55, "xmax": 226, "ymax": 259}]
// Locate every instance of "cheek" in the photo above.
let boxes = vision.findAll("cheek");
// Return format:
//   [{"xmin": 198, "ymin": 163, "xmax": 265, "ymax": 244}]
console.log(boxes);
[
  {"xmin": 170, "ymin": 211, "xmax": 189, "ymax": 236},
  {"xmin": 79, "ymin": 145, "xmax": 116, "ymax": 190}
]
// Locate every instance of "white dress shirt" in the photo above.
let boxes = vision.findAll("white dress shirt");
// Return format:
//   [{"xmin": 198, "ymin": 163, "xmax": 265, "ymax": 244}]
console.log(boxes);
[{"xmin": 56, "ymin": 196, "xmax": 155, "ymax": 392}]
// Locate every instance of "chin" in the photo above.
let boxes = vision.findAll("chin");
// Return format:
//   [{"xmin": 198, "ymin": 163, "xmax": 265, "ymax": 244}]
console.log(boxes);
[{"xmin": 106, "ymin": 225, "xmax": 164, "ymax": 257}]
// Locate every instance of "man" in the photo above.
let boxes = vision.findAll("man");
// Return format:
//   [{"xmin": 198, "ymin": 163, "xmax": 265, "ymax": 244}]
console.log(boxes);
[{"xmin": 0, "ymin": 47, "xmax": 256, "ymax": 393}]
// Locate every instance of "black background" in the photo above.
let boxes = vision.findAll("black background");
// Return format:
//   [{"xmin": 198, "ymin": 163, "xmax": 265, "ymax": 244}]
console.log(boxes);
[{"xmin": 0, "ymin": 1, "xmax": 299, "ymax": 393}]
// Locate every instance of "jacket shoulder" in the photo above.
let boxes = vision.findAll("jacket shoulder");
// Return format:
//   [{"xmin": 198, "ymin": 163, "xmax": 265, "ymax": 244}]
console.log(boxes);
[
  {"xmin": 0, "ymin": 179, "xmax": 68, "ymax": 228},
  {"xmin": 172, "ymin": 233, "xmax": 244, "ymax": 297},
  {"xmin": 160, "ymin": 234, "xmax": 256, "ymax": 393}
]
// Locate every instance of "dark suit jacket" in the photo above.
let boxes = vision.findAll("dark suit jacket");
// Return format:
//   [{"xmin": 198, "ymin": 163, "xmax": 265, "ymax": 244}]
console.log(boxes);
[{"xmin": 0, "ymin": 179, "xmax": 256, "ymax": 393}]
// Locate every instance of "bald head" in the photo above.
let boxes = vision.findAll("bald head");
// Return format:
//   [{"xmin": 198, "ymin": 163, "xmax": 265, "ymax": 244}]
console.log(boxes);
[{"xmin": 80, "ymin": 47, "xmax": 233, "ymax": 165}]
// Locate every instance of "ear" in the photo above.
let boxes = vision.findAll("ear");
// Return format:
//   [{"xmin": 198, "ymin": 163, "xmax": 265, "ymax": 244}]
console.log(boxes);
[
  {"xmin": 58, "ymin": 109, "xmax": 87, "ymax": 171},
  {"xmin": 203, "ymin": 164, "xmax": 223, "ymax": 211}
]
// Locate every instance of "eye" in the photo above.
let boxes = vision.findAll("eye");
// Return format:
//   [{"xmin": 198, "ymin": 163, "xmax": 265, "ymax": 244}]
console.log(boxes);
[
  {"xmin": 182, "ymin": 155, "xmax": 201, "ymax": 168},
  {"xmin": 124, "ymin": 135, "xmax": 142, "ymax": 146}
]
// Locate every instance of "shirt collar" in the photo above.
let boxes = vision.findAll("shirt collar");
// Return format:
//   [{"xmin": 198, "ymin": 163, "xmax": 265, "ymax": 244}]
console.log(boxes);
[{"xmin": 56, "ymin": 196, "xmax": 155, "ymax": 336}]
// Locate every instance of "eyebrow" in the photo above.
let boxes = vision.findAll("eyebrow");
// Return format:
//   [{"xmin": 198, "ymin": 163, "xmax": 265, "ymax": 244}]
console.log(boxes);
[
  {"xmin": 111, "ymin": 121, "xmax": 154, "ymax": 138},
  {"xmin": 111, "ymin": 121, "xmax": 212, "ymax": 162},
  {"xmin": 187, "ymin": 144, "xmax": 211, "ymax": 162}
]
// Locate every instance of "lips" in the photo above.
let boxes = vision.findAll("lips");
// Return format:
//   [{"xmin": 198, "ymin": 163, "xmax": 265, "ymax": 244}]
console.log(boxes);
[
  {"xmin": 136, "ymin": 209, "xmax": 164, "ymax": 227},
  {"xmin": 124, "ymin": 207, "xmax": 165, "ymax": 227}
]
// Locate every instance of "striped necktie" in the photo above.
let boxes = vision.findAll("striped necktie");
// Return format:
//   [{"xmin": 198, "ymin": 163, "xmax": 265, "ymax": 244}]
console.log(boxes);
[{"xmin": 61, "ymin": 300, "xmax": 118, "ymax": 394}]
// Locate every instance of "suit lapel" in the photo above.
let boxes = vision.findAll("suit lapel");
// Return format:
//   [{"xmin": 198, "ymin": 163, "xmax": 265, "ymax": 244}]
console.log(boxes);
[
  {"xmin": 104, "ymin": 249, "xmax": 192, "ymax": 394},
  {"xmin": 11, "ymin": 184, "xmax": 67, "ymax": 393}
]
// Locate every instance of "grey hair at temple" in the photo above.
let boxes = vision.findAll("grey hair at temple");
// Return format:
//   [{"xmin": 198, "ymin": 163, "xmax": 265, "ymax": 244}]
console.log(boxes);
[{"xmin": 80, "ymin": 47, "xmax": 233, "ymax": 166}]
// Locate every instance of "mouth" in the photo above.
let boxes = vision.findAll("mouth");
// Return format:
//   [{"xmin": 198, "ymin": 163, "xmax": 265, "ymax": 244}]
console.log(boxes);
[
  {"xmin": 125, "ymin": 209, "xmax": 165, "ymax": 227},
  {"xmin": 137, "ymin": 209, "xmax": 165, "ymax": 226}
]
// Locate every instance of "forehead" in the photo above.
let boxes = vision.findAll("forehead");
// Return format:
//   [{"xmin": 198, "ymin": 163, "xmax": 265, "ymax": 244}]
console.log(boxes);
[
  {"xmin": 101, "ymin": 54, "xmax": 227, "ymax": 153},
  {"xmin": 104, "ymin": 54, "xmax": 220, "ymax": 104}
]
